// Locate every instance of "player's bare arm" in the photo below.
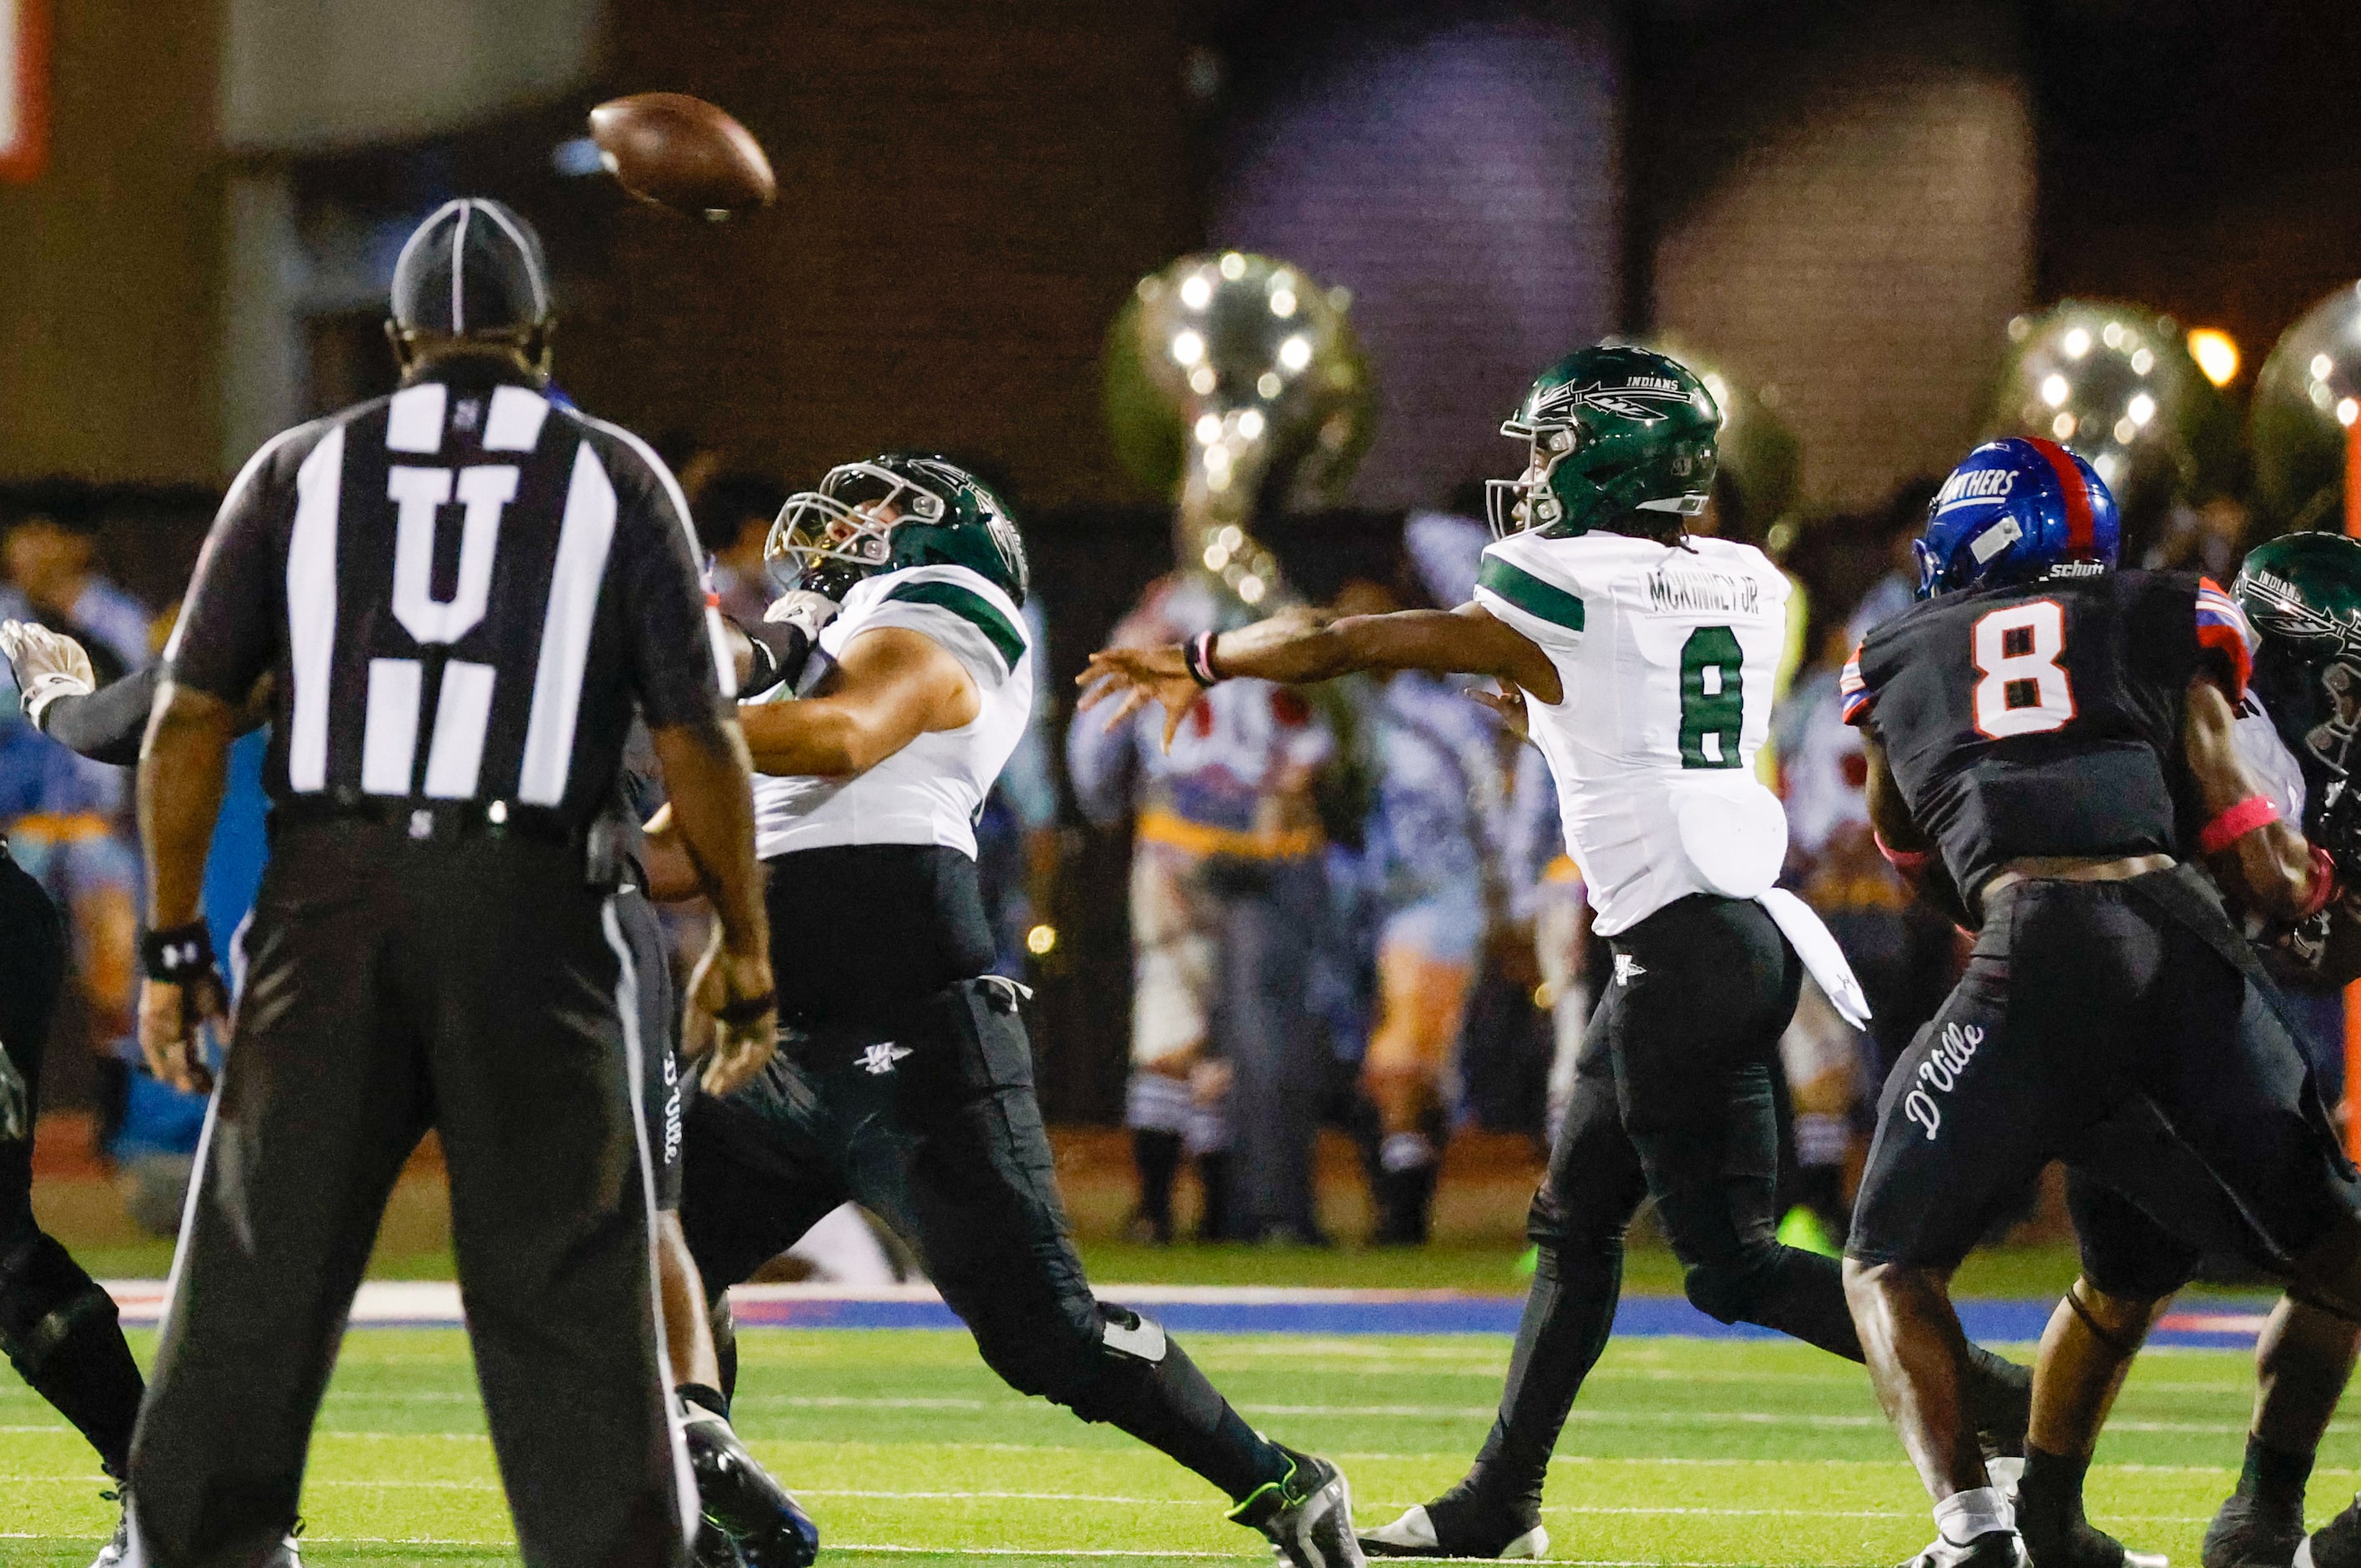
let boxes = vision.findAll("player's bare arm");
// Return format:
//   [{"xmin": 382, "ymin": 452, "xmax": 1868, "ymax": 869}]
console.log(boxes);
[
  {"xmin": 1079, "ymin": 601, "xmax": 1559, "ymax": 751},
  {"xmin": 2183, "ymin": 672, "xmax": 2331, "ymax": 925},
  {"xmin": 738, "ymin": 625, "xmax": 979, "ymax": 776},
  {"xmin": 650, "ymin": 714, "xmax": 779, "ymax": 1095},
  {"xmin": 1859, "ymin": 733, "xmax": 1973, "ymax": 928},
  {"xmin": 134, "ymin": 678, "xmax": 237, "ymax": 1094}
]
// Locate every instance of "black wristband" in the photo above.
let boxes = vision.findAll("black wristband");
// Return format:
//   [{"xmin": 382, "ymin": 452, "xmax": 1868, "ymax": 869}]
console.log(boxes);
[
  {"xmin": 141, "ymin": 920, "xmax": 216, "ymax": 984},
  {"xmin": 728, "ymin": 615, "xmax": 811, "ymax": 701},
  {"xmin": 1183, "ymin": 630, "xmax": 1222, "ymax": 689},
  {"xmin": 712, "ymin": 991, "xmax": 776, "ymax": 1029}
]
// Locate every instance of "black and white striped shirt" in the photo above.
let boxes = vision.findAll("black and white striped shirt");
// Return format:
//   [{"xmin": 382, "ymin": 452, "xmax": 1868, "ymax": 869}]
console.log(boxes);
[{"xmin": 165, "ymin": 364, "xmax": 730, "ymax": 828}]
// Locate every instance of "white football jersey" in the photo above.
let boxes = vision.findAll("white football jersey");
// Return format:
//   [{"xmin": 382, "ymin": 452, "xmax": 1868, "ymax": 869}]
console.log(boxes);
[
  {"xmin": 1473, "ymin": 528, "xmax": 1793, "ymax": 935},
  {"xmin": 2232, "ymin": 690, "xmax": 2308, "ymax": 827},
  {"xmin": 749, "ymin": 563, "xmax": 1034, "ymax": 860}
]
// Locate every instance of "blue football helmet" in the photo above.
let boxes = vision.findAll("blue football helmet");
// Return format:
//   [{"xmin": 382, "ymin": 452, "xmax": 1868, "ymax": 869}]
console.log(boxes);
[{"xmin": 1914, "ymin": 437, "xmax": 2120, "ymax": 600}]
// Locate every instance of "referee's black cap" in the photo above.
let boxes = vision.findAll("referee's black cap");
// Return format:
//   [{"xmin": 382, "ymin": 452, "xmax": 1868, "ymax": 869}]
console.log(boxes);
[{"xmin": 389, "ymin": 198, "xmax": 554, "ymax": 336}]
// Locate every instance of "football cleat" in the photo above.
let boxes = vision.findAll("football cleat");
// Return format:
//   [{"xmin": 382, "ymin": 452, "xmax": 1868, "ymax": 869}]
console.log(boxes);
[
  {"xmin": 1231, "ymin": 1446, "xmax": 1364, "ymax": 1567},
  {"xmin": 2018, "ymin": 1514, "xmax": 2167, "ymax": 1568},
  {"xmin": 2205, "ymin": 1492, "xmax": 2304, "ymax": 1568},
  {"xmin": 1361, "ymin": 1503, "xmax": 1548, "ymax": 1560},
  {"xmin": 691, "ymin": 1517, "xmax": 749, "ymax": 1568},
  {"xmin": 88, "ymin": 1488, "xmax": 127, "ymax": 1568},
  {"xmin": 681, "ymin": 1406, "xmax": 820, "ymax": 1568},
  {"xmin": 2297, "ymin": 1495, "xmax": 2361, "ymax": 1568},
  {"xmin": 1901, "ymin": 1530, "xmax": 2029, "ymax": 1568}
]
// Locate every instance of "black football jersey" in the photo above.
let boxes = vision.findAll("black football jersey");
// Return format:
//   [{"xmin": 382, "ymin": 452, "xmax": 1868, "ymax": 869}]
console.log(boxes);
[
  {"xmin": 1841, "ymin": 570, "xmax": 2257, "ymax": 900},
  {"xmin": 165, "ymin": 366, "xmax": 728, "ymax": 831}
]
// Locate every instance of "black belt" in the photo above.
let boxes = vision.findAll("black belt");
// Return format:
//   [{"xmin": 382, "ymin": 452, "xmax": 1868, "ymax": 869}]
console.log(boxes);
[{"xmin": 269, "ymin": 792, "xmax": 587, "ymax": 848}]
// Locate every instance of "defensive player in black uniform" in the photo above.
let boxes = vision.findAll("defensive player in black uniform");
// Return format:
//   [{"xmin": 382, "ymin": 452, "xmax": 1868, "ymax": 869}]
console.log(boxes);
[
  {"xmin": 1974, "ymin": 531, "xmax": 2361, "ymax": 1568},
  {"xmin": 1842, "ymin": 438, "xmax": 2361, "ymax": 1568},
  {"xmin": 127, "ymin": 200, "xmax": 776, "ymax": 1568},
  {"xmin": 0, "ymin": 623, "xmax": 147, "ymax": 1564}
]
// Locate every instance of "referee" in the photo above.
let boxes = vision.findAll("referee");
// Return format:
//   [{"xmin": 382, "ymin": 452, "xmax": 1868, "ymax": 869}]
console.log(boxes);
[{"xmin": 124, "ymin": 199, "xmax": 774, "ymax": 1568}]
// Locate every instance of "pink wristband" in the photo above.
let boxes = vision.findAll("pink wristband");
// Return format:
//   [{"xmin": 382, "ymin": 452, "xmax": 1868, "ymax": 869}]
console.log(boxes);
[
  {"xmin": 2300, "ymin": 844, "xmax": 2339, "ymax": 921},
  {"xmin": 1874, "ymin": 832, "xmax": 1933, "ymax": 877},
  {"xmin": 2197, "ymin": 795, "xmax": 2281, "ymax": 857}
]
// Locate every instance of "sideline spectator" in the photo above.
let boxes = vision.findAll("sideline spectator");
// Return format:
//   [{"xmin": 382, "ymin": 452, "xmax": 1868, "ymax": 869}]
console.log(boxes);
[
  {"xmin": 1350, "ymin": 513, "xmax": 1513, "ymax": 1244},
  {"xmin": 695, "ymin": 471, "xmax": 790, "ymax": 627},
  {"xmin": 0, "ymin": 481, "xmax": 151, "ymax": 1171},
  {"xmin": 1069, "ymin": 572, "xmax": 1336, "ymax": 1245}
]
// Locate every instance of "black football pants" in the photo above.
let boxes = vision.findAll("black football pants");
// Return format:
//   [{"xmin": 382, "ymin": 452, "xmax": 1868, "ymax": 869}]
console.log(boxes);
[
  {"xmin": 679, "ymin": 975, "xmax": 1289, "ymax": 1505},
  {"xmin": 0, "ymin": 847, "xmax": 145, "ymax": 1476},
  {"xmin": 1848, "ymin": 866, "xmax": 2354, "ymax": 1274},
  {"xmin": 128, "ymin": 822, "xmax": 685, "ymax": 1568},
  {"xmin": 1462, "ymin": 893, "xmax": 1864, "ymax": 1516}
]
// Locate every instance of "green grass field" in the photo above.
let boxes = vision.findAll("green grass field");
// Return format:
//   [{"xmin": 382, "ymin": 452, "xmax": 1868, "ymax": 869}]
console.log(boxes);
[{"xmin": 5, "ymin": 1324, "xmax": 2351, "ymax": 1567}]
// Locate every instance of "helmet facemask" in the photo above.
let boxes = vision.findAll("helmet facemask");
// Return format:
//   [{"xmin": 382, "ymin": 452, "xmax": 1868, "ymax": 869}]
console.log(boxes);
[
  {"xmin": 1485, "ymin": 417, "xmax": 1585, "ymax": 538},
  {"xmin": 766, "ymin": 461, "xmax": 947, "ymax": 594},
  {"xmin": 1484, "ymin": 413, "xmax": 1712, "ymax": 541}
]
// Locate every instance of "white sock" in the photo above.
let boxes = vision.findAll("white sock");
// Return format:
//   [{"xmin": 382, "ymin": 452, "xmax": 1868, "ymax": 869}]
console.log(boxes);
[{"xmin": 1934, "ymin": 1486, "xmax": 2015, "ymax": 1545}]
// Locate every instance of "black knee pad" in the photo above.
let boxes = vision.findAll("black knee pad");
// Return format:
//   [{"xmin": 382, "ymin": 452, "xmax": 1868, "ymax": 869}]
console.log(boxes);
[
  {"xmin": 0, "ymin": 1230, "xmax": 116, "ymax": 1377},
  {"xmin": 2066, "ymin": 1172, "xmax": 2202, "ymax": 1302}
]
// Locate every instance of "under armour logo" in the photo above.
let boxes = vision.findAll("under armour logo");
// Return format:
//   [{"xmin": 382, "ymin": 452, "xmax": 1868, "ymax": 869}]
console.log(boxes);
[
  {"xmin": 1614, "ymin": 953, "xmax": 1647, "ymax": 986},
  {"xmin": 859, "ymin": 1042, "xmax": 913, "ymax": 1075}
]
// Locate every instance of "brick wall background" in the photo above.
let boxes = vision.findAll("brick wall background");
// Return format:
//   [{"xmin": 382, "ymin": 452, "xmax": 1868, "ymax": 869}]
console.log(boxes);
[
  {"xmin": 582, "ymin": 0, "xmax": 1197, "ymax": 512},
  {"xmin": 1206, "ymin": 8, "xmax": 1623, "ymax": 511},
  {"xmin": 1636, "ymin": 1, "xmax": 2035, "ymax": 512}
]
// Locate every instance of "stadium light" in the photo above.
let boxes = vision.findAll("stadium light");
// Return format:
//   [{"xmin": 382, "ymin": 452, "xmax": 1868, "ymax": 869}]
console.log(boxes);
[{"xmin": 2189, "ymin": 328, "xmax": 2240, "ymax": 387}]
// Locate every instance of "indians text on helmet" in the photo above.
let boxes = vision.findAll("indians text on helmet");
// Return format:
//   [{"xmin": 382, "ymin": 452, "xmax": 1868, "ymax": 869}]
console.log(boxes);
[
  {"xmin": 2242, "ymin": 568, "xmax": 2361, "ymax": 650},
  {"xmin": 1533, "ymin": 376, "xmax": 1696, "ymax": 423}
]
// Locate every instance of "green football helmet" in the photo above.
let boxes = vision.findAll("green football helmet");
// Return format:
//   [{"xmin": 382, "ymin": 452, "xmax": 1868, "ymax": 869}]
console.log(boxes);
[
  {"xmin": 767, "ymin": 453, "xmax": 1029, "ymax": 607},
  {"xmin": 2232, "ymin": 529, "xmax": 2361, "ymax": 784},
  {"xmin": 1485, "ymin": 345, "xmax": 1721, "ymax": 539}
]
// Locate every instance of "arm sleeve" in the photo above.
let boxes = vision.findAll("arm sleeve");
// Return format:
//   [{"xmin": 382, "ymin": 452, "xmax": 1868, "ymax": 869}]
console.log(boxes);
[
  {"xmin": 41, "ymin": 665, "xmax": 160, "ymax": 766},
  {"xmin": 609, "ymin": 440, "xmax": 732, "ymax": 728},
  {"xmin": 727, "ymin": 615, "xmax": 812, "ymax": 700},
  {"xmin": 162, "ymin": 433, "xmax": 297, "ymax": 702}
]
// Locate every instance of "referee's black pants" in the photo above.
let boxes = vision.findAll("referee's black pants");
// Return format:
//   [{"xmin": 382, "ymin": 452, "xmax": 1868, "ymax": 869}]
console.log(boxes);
[{"xmin": 129, "ymin": 820, "xmax": 686, "ymax": 1568}]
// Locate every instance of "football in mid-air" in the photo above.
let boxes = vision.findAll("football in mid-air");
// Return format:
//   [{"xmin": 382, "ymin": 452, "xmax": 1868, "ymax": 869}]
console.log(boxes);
[{"xmin": 588, "ymin": 93, "xmax": 776, "ymax": 220}]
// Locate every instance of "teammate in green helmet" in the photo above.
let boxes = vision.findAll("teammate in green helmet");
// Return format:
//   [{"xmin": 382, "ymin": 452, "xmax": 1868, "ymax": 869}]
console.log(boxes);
[{"xmin": 768, "ymin": 453, "xmax": 1029, "ymax": 607}]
